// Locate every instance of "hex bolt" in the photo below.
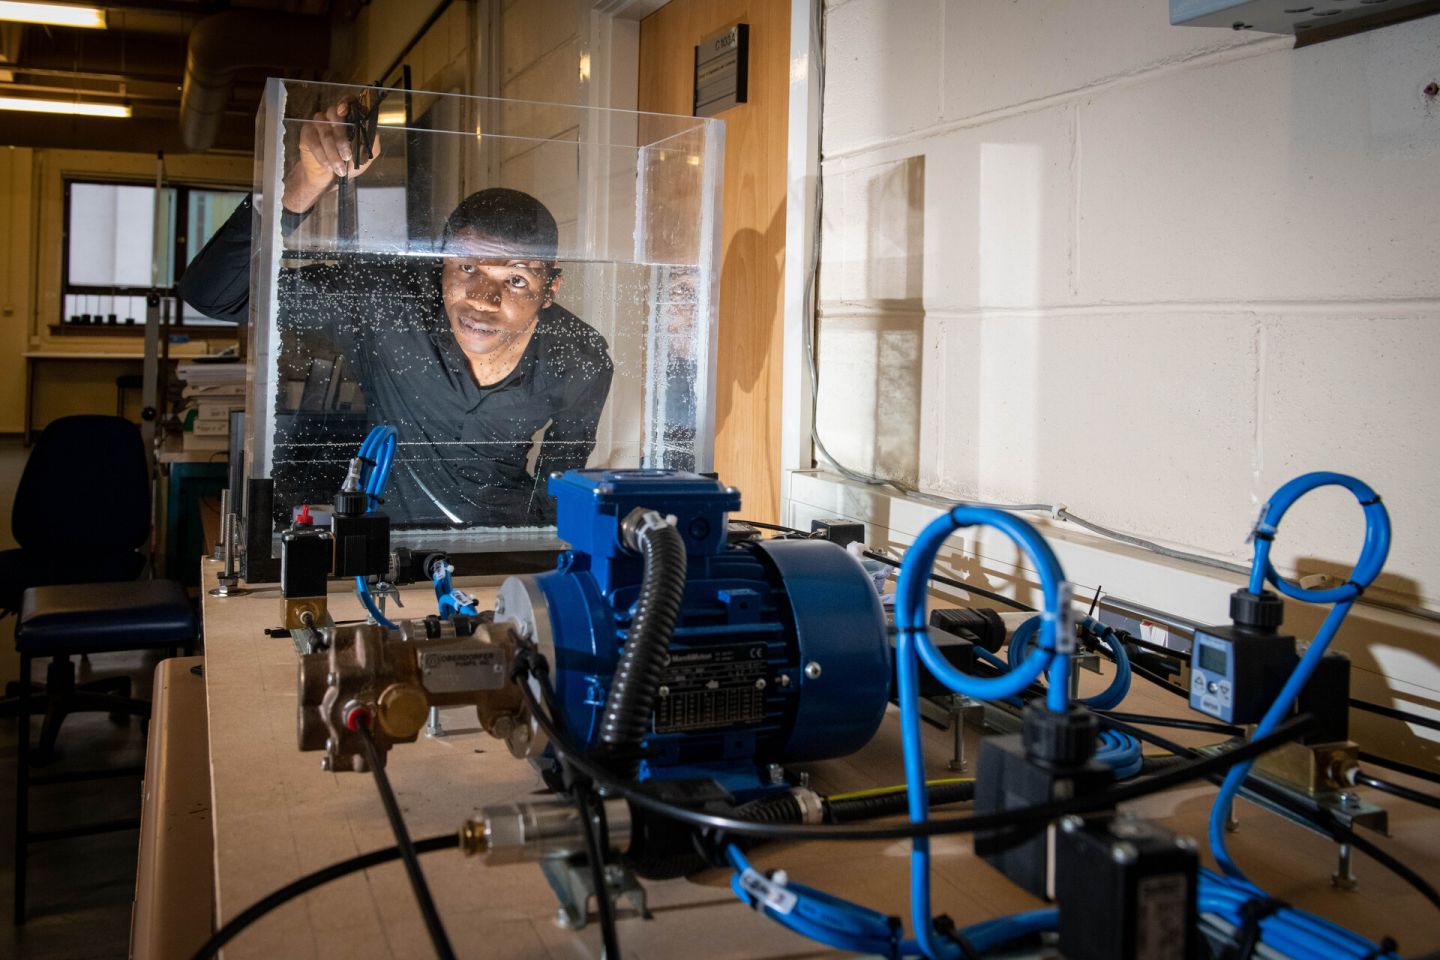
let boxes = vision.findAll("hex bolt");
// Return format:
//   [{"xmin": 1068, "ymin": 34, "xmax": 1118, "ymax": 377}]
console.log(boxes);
[
  {"xmin": 320, "ymin": 756, "xmax": 333, "ymax": 772},
  {"xmin": 778, "ymin": 674, "xmax": 791, "ymax": 688},
  {"xmin": 1340, "ymin": 791, "xmax": 1361, "ymax": 808},
  {"xmin": 755, "ymin": 678, "xmax": 767, "ymax": 690},
  {"xmin": 1111, "ymin": 841, "xmax": 1139, "ymax": 865},
  {"xmin": 1175, "ymin": 835, "xmax": 1199, "ymax": 852},
  {"xmin": 658, "ymin": 685, "xmax": 670, "ymax": 698},
  {"xmin": 804, "ymin": 661, "xmax": 822, "ymax": 680},
  {"xmin": 1060, "ymin": 815, "xmax": 1085, "ymax": 834}
]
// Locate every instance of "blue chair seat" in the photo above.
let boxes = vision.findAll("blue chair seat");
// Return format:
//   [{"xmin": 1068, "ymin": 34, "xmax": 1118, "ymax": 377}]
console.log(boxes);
[{"xmin": 17, "ymin": 580, "xmax": 196, "ymax": 655}]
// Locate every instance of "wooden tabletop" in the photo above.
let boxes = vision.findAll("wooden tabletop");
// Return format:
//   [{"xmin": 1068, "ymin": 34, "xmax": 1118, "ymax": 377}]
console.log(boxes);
[{"xmin": 200, "ymin": 559, "xmax": 1440, "ymax": 959}]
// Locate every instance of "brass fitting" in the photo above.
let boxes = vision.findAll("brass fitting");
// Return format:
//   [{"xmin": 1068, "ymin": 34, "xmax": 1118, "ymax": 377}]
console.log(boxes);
[{"xmin": 297, "ymin": 617, "xmax": 526, "ymax": 772}]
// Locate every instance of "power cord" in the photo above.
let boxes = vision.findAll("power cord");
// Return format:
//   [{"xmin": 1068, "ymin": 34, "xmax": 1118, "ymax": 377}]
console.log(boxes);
[
  {"xmin": 187, "ymin": 833, "xmax": 458, "ymax": 960},
  {"xmin": 354, "ymin": 715, "xmax": 457, "ymax": 960}
]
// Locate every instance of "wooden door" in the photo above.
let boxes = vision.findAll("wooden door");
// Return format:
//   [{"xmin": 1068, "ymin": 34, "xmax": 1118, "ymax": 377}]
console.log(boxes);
[{"xmin": 638, "ymin": 0, "xmax": 789, "ymax": 522}]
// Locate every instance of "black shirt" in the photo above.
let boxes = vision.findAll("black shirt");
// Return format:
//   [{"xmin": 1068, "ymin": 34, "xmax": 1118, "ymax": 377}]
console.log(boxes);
[{"xmin": 181, "ymin": 197, "xmax": 614, "ymax": 527}]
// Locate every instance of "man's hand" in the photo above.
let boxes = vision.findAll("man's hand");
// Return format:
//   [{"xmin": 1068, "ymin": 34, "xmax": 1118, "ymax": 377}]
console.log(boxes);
[{"xmin": 281, "ymin": 99, "xmax": 383, "ymax": 213}]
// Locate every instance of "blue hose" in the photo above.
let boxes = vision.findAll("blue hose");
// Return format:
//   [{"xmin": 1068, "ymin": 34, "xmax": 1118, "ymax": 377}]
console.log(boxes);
[
  {"xmin": 895, "ymin": 507, "xmax": 1068, "ymax": 959},
  {"xmin": 353, "ymin": 425, "xmax": 399, "ymax": 630},
  {"xmin": 1005, "ymin": 615, "xmax": 1138, "ymax": 776},
  {"xmin": 1199, "ymin": 869, "xmax": 1401, "ymax": 959},
  {"xmin": 1209, "ymin": 472, "xmax": 1390, "ymax": 882},
  {"xmin": 725, "ymin": 845, "xmax": 921, "ymax": 958},
  {"xmin": 957, "ymin": 908, "xmax": 1057, "ymax": 954}
]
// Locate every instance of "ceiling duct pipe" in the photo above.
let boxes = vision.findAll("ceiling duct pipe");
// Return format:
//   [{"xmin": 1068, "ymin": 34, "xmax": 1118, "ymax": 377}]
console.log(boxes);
[{"xmin": 180, "ymin": 10, "xmax": 331, "ymax": 152}]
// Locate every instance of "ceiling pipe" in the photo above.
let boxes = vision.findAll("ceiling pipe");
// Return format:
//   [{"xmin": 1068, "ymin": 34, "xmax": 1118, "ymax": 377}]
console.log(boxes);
[{"xmin": 180, "ymin": 9, "xmax": 330, "ymax": 151}]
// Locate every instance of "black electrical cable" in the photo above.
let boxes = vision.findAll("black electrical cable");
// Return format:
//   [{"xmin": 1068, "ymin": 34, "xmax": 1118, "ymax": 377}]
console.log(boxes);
[
  {"xmin": 861, "ymin": 550, "xmax": 1036, "ymax": 612},
  {"xmin": 1350, "ymin": 698, "xmax": 1440, "ymax": 734},
  {"xmin": 356, "ymin": 723, "xmax": 458, "ymax": 960},
  {"xmin": 733, "ymin": 518, "xmax": 811, "ymax": 536},
  {"xmin": 515, "ymin": 658, "xmax": 1312, "ymax": 842},
  {"xmin": 188, "ymin": 834, "xmax": 457, "ymax": 960},
  {"xmin": 1094, "ymin": 710, "xmax": 1245, "ymax": 737},
  {"xmin": 1359, "ymin": 751, "xmax": 1440, "ymax": 788},
  {"xmin": 1355, "ymin": 772, "xmax": 1440, "ymax": 812},
  {"xmin": 574, "ymin": 785, "xmax": 623, "ymax": 958},
  {"xmin": 1099, "ymin": 716, "xmax": 1440, "ymax": 912},
  {"xmin": 1117, "ymin": 631, "xmax": 1184, "ymax": 659},
  {"xmin": 1128, "ymin": 657, "xmax": 1193, "ymax": 701}
]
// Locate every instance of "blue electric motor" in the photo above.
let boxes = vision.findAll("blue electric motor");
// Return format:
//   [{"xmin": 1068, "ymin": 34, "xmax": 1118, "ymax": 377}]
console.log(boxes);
[{"xmin": 497, "ymin": 469, "xmax": 891, "ymax": 795}]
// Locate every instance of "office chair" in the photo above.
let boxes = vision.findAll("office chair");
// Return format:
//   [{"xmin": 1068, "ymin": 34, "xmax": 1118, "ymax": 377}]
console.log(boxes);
[
  {"xmin": 0, "ymin": 414, "xmax": 152, "ymax": 618},
  {"xmin": 0, "ymin": 415, "xmax": 198, "ymax": 924}
]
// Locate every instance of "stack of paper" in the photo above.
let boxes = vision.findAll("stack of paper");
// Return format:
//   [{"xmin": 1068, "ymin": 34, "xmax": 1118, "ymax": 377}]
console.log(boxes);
[{"xmin": 177, "ymin": 361, "xmax": 244, "ymax": 451}]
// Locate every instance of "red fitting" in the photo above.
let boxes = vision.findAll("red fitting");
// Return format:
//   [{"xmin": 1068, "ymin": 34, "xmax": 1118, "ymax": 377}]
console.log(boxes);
[
  {"xmin": 344, "ymin": 705, "xmax": 372, "ymax": 732},
  {"xmin": 296, "ymin": 504, "xmax": 313, "ymax": 525}
]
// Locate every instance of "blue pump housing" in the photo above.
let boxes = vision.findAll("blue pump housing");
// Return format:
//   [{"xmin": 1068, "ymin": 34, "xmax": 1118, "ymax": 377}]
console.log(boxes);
[{"xmin": 532, "ymin": 469, "xmax": 891, "ymax": 792}]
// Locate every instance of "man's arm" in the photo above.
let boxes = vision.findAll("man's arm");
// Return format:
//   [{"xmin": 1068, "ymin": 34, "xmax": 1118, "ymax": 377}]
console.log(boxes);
[
  {"xmin": 533, "ymin": 359, "xmax": 615, "ymax": 480},
  {"xmin": 180, "ymin": 99, "xmax": 381, "ymax": 324},
  {"xmin": 178, "ymin": 196, "xmax": 256, "ymax": 323}
]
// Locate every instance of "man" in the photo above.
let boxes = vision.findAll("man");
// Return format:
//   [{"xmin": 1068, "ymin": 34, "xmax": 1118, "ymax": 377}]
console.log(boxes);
[{"xmin": 182, "ymin": 102, "xmax": 614, "ymax": 527}]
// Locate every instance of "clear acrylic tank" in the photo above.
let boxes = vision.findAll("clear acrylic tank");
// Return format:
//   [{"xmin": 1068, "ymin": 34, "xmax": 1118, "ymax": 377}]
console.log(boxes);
[{"xmin": 244, "ymin": 78, "xmax": 723, "ymax": 555}]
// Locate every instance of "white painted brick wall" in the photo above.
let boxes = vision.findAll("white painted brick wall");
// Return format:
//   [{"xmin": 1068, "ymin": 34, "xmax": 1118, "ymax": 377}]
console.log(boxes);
[{"xmin": 814, "ymin": 3, "xmax": 1440, "ymax": 616}]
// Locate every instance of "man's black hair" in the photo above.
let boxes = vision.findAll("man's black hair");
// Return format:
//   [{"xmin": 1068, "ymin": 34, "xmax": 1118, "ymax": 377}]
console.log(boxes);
[{"xmin": 441, "ymin": 187, "xmax": 559, "ymax": 262}]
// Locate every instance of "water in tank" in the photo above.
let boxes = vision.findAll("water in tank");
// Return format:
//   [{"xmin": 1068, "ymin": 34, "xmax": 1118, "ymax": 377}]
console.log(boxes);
[{"xmin": 244, "ymin": 79, "xmax": 723, "ymax": 554}]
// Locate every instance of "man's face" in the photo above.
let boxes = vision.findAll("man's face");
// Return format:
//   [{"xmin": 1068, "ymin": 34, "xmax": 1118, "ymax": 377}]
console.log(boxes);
[{"xmin": 440, "ymin": 229, "xmax": 559, "ymax": 358}]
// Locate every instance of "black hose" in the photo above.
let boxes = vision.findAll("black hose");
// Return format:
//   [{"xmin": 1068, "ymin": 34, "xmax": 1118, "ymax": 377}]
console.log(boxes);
[
  {"xmin": 599, "ymin": 512, "xmax": 687, "ymax": 750},
  {"xmin": 1095, "ymin": 710, "xmax": 1245, "ymax": 737},
  {"xmin": 1359, "ymin": 751, "xmax": 1440, "ymax": 788},
  {"xmin": 1356, "ymin": 772, "xmax": 1440, "ymax": 811},
  {"xmin": 357, "ymin": 723, "xmax": 457, "ymax": 960},
  {"xmin": 1350, "ymin": 698, "xmax": 1440, "ymax": 733},
  {"xmin": 827, "ymin": 780, "xmax": 975, "ymax": 823},
  {"xmin": 188, "ymin": 834, "xmax": 457, "ymax": 960}
]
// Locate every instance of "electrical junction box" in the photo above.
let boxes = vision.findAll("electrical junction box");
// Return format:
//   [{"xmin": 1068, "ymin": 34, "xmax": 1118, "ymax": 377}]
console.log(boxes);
[{"xmin": 1170, "ymin": 0, "xmax": 1438, "ymax": 39}]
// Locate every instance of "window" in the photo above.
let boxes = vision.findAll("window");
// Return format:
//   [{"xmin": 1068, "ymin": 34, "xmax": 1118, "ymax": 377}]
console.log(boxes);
[{"xmin": 61, "ymin": 180, "xmax": 247, "ymax": 330}]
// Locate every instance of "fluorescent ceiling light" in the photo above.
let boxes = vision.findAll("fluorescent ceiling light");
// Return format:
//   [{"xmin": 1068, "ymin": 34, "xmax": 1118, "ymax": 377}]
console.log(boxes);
[
  {"xmin": 376, "ymin": 107, "xmax": 406, "ymax": 126},
  {"xmin": 0, "ymin": 2, "xmax": 107, "ymax": 29},
  {"xmin": 0, "ymin": 96, "xmax": 131, "ymax": 117}
]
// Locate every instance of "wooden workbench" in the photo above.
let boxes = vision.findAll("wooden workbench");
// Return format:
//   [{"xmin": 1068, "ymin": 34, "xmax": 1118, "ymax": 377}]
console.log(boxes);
[{"xmin": 199, "ymin": 558, "xmax": 1440, "ymax": 959}]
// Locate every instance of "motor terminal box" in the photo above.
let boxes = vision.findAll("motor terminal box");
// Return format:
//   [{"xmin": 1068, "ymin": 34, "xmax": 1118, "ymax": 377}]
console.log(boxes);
[
  {"xmin": 1188, "ymin": 624, "xmax": 1297, "ymax": 724},
  {"xmin": 1055, "ymin": 814, "xmax": 1198, "ymax": 960},
  {"xmin": 974, "ymin": 733, "xmax": 1113, "ymax": 899}
]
